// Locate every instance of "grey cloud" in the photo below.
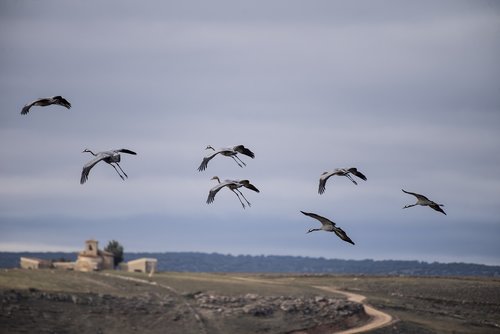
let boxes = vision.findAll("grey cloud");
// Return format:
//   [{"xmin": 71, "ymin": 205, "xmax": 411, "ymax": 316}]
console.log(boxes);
[{"xmin": 1, "ymin": 0, "xmax": 499, "ymax": 265}]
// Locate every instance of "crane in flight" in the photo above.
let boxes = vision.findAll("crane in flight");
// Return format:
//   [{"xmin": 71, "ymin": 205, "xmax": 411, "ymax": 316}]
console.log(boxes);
[
  {"xmin": 318, "ymin": 167, "xmax": 367, "ymax": 194},
  {"xmin": 402, "ymin": 189, "xmax": 446, "ymax": 215},
  {"xmin": 198, "ymin": 145, "xmax": 255, "ymax": 171},
  {"xmin": 206, "ymin": 176, "xmax": 259, "ymax": 209},
  {"xmin": 21, "ymin": 96, "xmax": 71, "ymax": 115},
  {"xmin": 300, "ymin": 211, "xmax": 355, "ymax": 245},
  {"xmin": 80, "ymin": 148, "xmax": 137, "ymax": 184}
]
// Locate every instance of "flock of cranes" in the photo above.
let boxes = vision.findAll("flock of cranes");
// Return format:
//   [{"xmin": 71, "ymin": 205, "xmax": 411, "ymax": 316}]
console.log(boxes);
[
  {"xmin": 192, "ymin": 139, "xmax": 446, "ymax": 246},
  {"xmin": 21, "ymin": 95, "xmax": 447, "ymax": 246},
  {"xmin": 198, "ymin": 145, "xmax": 259, "ymax": 209}
]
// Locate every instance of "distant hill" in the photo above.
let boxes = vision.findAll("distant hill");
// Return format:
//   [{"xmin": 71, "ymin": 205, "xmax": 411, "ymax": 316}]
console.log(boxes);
[{"xmin": 1, "ymin": 251, "xmax": 499, "ymax": 277}]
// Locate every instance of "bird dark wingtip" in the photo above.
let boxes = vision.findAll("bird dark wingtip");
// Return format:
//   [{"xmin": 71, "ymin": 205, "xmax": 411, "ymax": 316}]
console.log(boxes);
[{"xmin": 120, "ymin": 149, "xmax": 137, "ymax": 155}]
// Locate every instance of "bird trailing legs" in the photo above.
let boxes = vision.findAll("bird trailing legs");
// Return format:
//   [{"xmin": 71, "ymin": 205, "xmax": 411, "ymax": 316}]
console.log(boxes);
[
  {"xmin": 114, "ymin": 162, "xmax": 129, "ymax": 179},
  {"xmin": 235, "ymin": 188, "xmax": 252, "ymax": 207},
  {"xmin": 230, "ymin": 189, "xmax": 247, "ymax": 209},
  {"xmin": 345, "ymin": 173, "xmax": 358, "ymax": 185},
  {"xmin": 229, "ymin": 155, "xmax": 245, "ymax": 168}
]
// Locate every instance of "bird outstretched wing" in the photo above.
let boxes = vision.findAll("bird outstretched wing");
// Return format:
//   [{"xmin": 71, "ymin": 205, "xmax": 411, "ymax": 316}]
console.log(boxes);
[
  {"xmin": 318, "ymin": 168, "xmax": 360, "ymax": 193},
  {"xmin": 402, "ymin": 189, "xmax": 430, "ymax": 201},
  {"xmin": 116, "ymin": 149, "xmax": 137, "ymax": 155},
  {"xmin": 80, "ymin": 155, "xmax": 107, "ymax": 184},
  {"xmin": 238, "ymin": 180, "xmax": 260, "ymax": 192},
  {"xmin": 53, "ymin": 96, "xmax": 71, "ymax": 109},
  {"xmin": 198, "ymin": 151, "xmax": 221, "ymax": 172},
  {"xmin": 429, "ymin": 203, "xmax": 447, "ymax": 215},
  {"xmin": 21, "ymin": 100, "xmax": 37, "ymax": 115},
  {"xmin": 300, "ymin": 211, "xmax": 335, "ymax": 227},
  {"xmin": 206, "ymin": 182, "xmax": 231, "ymax": 204},
  {"xmin": 233, "ymin": 145, "xmax": 255, "ymax": 158},
  {"xmin": 318, "ymin": 171, "xmax": 338, "ymax": 194},
  {"xmin": 348, "ymin": 168, "xmax": 367, "ymax": 181},
  {"xmin": 333, "ymin": 227, "xmax": 355, "ymax": 245}
]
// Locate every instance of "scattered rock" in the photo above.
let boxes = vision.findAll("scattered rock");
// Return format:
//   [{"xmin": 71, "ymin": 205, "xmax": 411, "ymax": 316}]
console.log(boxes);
[{"xmin": 1, "ymin": 288, "xmax": 367, "ymax": 334}]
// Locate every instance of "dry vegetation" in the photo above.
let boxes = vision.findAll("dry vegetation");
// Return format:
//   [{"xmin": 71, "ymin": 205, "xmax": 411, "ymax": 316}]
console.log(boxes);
[{"xmin": 1, "ymin": 269, "xmax": 499, "ymax": 334}]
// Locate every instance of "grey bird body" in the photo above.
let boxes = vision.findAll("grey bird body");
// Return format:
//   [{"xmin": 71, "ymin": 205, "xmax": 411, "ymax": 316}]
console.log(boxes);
[
  {"xmin": 21, "ymin": 96, "xmax": 71, "ymax": 115},
  {"xmin": 207, "ymin": 176, "xmax": 259, "ymax": 209},
  {"xmin": 198, "ymin": 145, "xmax": 255, "ymax": 171},
  {"xmin": 318, "ymin": 167, "xmax": 367, "ymax": 194},
  {"xmin": 301, "ymin": 211, "xmax": 355, "ymax": 245},
  {"xmin": 402, "ymin": 189, "xmax": 446, "ymax": 215},
  {"xmin": 80, "ymin": 148, "xmax": 137, "ymax": 184}
]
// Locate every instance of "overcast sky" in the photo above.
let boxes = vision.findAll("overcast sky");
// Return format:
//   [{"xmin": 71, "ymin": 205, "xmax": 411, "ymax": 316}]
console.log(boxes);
[{"xmin": 1, "ymin": 1, "xmax": 499, "ymax": 265}]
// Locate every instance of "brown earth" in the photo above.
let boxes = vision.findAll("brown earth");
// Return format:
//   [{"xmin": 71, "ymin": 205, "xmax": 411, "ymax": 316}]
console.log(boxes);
[
  {"xmin": 1, "ymin": 270, "xmax": 499, "ymax": 334},
  {"xmin": 0, "ymin": 269, "xmax": 368, "ymax": 334}
]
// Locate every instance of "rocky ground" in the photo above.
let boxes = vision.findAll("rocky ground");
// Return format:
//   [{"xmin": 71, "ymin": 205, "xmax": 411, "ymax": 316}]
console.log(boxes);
[
  {"xmin": 1, "ymin": 288, "xmax": 197, "ymax": 334},
  {"xmin": 190, "ymin": 291, "xmax": 366, "ymax": 333},
  {"xmin": 0, "ymin": 278, "xmax": 367, "ymax": 334},
  {"xmin": 4, "ymin": 270, "xmax": 498, "ymax": 334}
]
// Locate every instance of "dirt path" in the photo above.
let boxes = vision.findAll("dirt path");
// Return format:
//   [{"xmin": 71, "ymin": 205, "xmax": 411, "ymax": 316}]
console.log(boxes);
[
  {"xmin": 104, "ymin": 274, "xmax": 392, "ymax": 334},
  {"xmin": 316, "ymin": 286, "xmax": 393, "ymax": 334},
  {"xmin": 230, "ymin": 276, "xmax": 393, "ymax": 334}
]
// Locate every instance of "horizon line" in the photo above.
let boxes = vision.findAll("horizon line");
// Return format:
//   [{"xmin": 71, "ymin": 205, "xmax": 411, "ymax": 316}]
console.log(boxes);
[{"xmin": 1, "ymin": 250, "xmax": 499, "ymax": 267}]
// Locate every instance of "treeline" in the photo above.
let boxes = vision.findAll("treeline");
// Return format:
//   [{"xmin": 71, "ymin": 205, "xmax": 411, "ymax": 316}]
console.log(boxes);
[{"xmin": 1, "ymin": 252, "xmax": 499, "ymax": 277}]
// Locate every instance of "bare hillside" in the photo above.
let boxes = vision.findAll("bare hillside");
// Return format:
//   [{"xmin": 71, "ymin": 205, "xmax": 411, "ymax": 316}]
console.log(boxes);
[
  {"xmin": 0, "ymin": 270, "xmax": 367, "ymax": 334},
  {"xmin": 1, "ymin": 270, "xmax": 499, "ymax": 333}
]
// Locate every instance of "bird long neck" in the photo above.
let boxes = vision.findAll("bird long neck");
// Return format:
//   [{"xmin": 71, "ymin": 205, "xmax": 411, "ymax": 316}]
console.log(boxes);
[
  {"xmin": 85, "ymin": 150, "xmax": 97, "ymax": 156},
  {"xmin": 213, "ymin": 176, "xmax": 221, "ymax": 183},
  {"xmin": 206, "ymin": 145, "xmax": 215, "ymax": 151},
  {"xmin": 307, "ymin": 228, "xmax": 321, "ymax": 233}
]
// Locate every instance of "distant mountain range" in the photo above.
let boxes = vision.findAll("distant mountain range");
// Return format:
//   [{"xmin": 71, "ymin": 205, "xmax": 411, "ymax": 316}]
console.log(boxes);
[{"xmin": 1, "ymin": 251, "xmax": 499, "ymax": 277}]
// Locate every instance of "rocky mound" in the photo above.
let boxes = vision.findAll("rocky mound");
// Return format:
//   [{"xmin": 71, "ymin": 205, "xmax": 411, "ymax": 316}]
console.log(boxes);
[
  {"xmin": 1, "ymin": 288, "xmax": 368, "ymax": 334},
  {"xmin": 190, "ymin": 291, "xmax": 368, "ymax": 333}
]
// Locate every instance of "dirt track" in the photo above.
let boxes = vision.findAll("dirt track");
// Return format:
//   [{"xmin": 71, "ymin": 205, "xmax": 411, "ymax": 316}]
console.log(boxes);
[
  {"xmin": 316, "ymin": 286, "xmax": 394, "ymax": 333},
  {"xmin": 231, "ymin": 276, "xmax": 393, "ymax": 333}
]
